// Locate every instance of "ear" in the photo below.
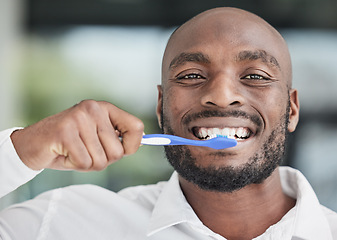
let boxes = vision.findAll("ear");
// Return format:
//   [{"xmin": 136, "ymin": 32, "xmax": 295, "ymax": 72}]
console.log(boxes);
[
  {"xmin": 288, "ymin": 89, "xmax": 300, "ymax": 132},
  {"xmin": 156, "ymin": 85, "xmax": 163, "ymax": 129}
]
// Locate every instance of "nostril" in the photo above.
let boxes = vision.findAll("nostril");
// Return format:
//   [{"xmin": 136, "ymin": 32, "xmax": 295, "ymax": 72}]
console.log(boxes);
[
  {"xmin": 230, "ymin": 101, "xmax": 241, "ymax": 106},
  {"xmin": 205, "ymin": 100, "xmax": 241, "ymax": 107},
  {"xmin": 206, "ymin": 101, "xmax": 217, "ymax": 106},
  {"xmin": 200, "ymin": 83, "xmax": 245, "ymax": 108}
]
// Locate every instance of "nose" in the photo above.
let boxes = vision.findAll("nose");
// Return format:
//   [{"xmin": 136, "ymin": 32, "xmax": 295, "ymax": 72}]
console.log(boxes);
[{"xmin": 200, "ymin": 73, "xmax": 244, "ymax": 108}]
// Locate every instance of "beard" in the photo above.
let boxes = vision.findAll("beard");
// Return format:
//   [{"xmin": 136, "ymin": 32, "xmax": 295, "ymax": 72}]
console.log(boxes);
[{"xmin": 161, "ymin": 101, "xmax": 290, "ymax": 193}]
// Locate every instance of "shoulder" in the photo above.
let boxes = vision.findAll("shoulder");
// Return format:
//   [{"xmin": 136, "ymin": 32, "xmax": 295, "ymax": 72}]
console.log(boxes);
[
  {"xmin": 34, "ymin": 182, "xmax": 170, "ymax": 215},
  {"xmin": 117, "ymin": 181, "xmax": 168, "ymax": 208},
  {"xmin": 56, "ymin": 181, "xmax": 169, "ymax": 202},
  {"xmin": 49, "ymin": 182, "xmax": 169, "ymax": 209},
  {"xmin": 3, "ymin": 182, "xmax": 169, "ymax": 213}
]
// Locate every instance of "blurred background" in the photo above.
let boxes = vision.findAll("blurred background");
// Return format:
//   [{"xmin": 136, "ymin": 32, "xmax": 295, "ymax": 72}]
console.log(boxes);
[{"xmin": 1, "ymin": 0, "xmax": 337, "ymax": 211}]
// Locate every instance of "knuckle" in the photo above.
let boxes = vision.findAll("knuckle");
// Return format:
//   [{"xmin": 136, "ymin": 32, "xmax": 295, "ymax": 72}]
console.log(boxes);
[
  {"xmin": 131, "ymin": 118, "xmax": 144, "ymax": 133},
  {"xmin": 70, "ymin": 101, "xmax": 102, "ymax": 126},
  {"xmin": 77, "ymin": 99, "xmax": 97, "ymax": 107},
  {"xmin": 84, "ymin": 100, "xmax": 101, "ymax": 112},
  {"xmin": 77, "ymin": 100, "xmax": 101, "ymax": 116},
  {"xmin": 75, "ymin": 159, "xmax": 92, "ymax": 170},
  {"xmin": 92, "ymin": 160, "xmax": 108, "ymax": 171},
  {"xmin": 72, "ymin": 109, "xmax": 87, "ymax": 122},
  {"xmin": 108, "ymin": 147, "xmax": 124, "ymax": 163}
]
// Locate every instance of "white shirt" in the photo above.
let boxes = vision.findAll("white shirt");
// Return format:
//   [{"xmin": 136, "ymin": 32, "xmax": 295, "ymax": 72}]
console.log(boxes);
[{"xmin": 0, "ymin": 129, "xmax": 336, "ymax": 240}]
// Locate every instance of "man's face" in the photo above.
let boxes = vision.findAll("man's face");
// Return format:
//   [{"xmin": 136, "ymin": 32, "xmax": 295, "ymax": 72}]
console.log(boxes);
[{"xmin": 157, "ymin": 9, "xmax": 299, "ymax": 192}]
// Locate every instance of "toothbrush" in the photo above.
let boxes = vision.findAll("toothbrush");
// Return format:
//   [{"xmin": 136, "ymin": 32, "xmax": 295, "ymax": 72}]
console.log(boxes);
[{"xmin": 140, "ymin": 134, "xmax": 237, "ymax": 150}]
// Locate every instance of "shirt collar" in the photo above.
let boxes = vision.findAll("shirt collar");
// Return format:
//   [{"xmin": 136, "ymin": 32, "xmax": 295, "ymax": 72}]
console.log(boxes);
[
  {"xmin": 279, "ymin": 167, "xmax": 334, "ymax": 240},
  {"xmin": 147, "ymin": 171, "xmax": 203, "ymax": 236},
  {"xmin": 147, "ymin": 167, "xmax": 334, "ymax": 239}
]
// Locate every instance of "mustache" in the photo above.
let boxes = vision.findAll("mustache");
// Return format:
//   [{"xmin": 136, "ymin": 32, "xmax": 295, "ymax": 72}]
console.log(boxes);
[{"xmin": 182, "ymin": 109, "xmax": 263, "ymax": 127}]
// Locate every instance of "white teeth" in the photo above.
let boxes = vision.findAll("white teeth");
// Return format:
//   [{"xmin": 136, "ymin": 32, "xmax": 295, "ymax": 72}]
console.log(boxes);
[
  {"xmin": 214, "ymin": 128, "xmax": 221, "ymax": 136},
  {"xmin": 229, "ymin": 128, "xmax": 236, "ymax": 138},
  {"xmin": 201, "ymin": 128, "xmax": 207, "ymax": 137},
  {"xmin": 196, "ymin": 127, "xmax": 251, "ymax": 140},
  {"xmin": 236, "ymin": 127, "xmax": 244, "ymax": 138},
  {"xmin": 221, "ymin": 128, "xmax": 230, "ymax": 136},
  {"xmin": 207, "ymin": 129, "xmax": 213, "ymax": 138}
]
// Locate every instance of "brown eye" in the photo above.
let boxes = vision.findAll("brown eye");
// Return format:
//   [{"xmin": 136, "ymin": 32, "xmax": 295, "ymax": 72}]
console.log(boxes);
[
  {"xmin": 174, "ymin": 72, "xmax": 207, "ymax": 86},
  {"xmin": 178, "ymin": 73, "xmax": 205, "ymax": 80},
  {"xmin": 244, "ymin": 74, "xmax": 266, "ymax": 80},
  {"xmin": 240, "ymin": 73, "xmax": 276, "ymax": 87}
]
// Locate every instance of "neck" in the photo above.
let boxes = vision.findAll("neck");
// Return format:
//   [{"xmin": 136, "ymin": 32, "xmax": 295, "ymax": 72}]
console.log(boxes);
[{"xmin": 179, "ymin": 167, "xmax": 296, "ymax": 240}]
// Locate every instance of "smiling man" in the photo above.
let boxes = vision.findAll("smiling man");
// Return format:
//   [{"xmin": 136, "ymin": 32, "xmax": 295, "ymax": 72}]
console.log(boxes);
[
  {"xmin": 157, "ymin": 8, "xmax": 300, "ymax": 238},
  {"xmin": 0, "ymin": 7, "xmax": 336, "ymax": 240},
  {"xmin": 159, "ymin": 8, "xmax": 296, "ymax": 195}
]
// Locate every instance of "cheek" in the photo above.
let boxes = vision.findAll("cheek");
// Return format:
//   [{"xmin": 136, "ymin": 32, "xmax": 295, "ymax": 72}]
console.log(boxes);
[
  {"xmin": 163, "ymin": 87, "xmax": 195, "ymax": 121},
  {"xmin": 251, "ymin": 88, "xmax": 289, "ymax": 128}
]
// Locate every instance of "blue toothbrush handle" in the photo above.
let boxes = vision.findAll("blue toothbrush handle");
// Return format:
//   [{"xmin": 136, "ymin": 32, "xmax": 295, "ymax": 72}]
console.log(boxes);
[
  {"xmin": 142, "ymin": 134, "xmax": 237, "ymax": 149},
  {"xmin": 146, "ymin": 134, "xmax": 184, "ymax": 144}
]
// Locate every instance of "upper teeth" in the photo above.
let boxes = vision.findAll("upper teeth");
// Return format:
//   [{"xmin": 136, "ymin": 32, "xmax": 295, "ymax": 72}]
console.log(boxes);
[{"xmin": 197, "ymin": 127, "xmax": 251, "ymax": 140}]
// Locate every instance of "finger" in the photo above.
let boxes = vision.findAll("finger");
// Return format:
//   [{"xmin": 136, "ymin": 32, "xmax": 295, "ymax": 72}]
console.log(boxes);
[
  {"xmin": 97, "ymin": 118, "xmax": 125, "ymax": 164},
  {"xmin": 105, "ymin": 104, "xmax": 144, "ymax": 156},
  {"xmin": 121, "ymin": 123, "xmax": 144, "ymax": 156},
  {"xmin": 78, "ymin": 123, "xmax": 111, "ymax": 171},
  {"xmin": 50, "ymin": 133, "xmax": 93, "ymax": 171}
]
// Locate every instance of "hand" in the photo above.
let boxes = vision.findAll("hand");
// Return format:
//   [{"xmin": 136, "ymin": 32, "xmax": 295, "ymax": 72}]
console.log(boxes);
[{"xmin": 10, "ymin": 100, "xmax": 144, "ymax": 171}]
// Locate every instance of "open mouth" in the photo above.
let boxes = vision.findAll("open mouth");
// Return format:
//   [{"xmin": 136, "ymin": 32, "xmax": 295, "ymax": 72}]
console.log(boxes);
[{"xmin": 192, "ymin": 127, "xmax": 252, "ymax": 141}]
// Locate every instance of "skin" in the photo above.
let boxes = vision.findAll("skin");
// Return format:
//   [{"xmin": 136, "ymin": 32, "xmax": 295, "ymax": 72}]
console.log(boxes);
[
  {"xmin": 11, "ymin": 100, "xmax": 144, "ymax": 171},
  {"xmin": 156, "ymin": 7, "xmax": 300, "ymax": 239},
  {"xmin": 10, "ymin": 7, "xmax": 300, "ymax": 240}
]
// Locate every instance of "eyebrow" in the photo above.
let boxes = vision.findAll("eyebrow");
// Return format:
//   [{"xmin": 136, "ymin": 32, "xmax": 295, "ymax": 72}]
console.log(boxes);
[
  {"xmin": 236, "ymin": 50, "xmax": 280, "ymax": 69},
  {"xmin": 169, "ymin": 52, "xmax": 210, "ymax": 69},
  {"xmin": 169, "ymin": 50, "xmax": 280, "ymax": 70}
]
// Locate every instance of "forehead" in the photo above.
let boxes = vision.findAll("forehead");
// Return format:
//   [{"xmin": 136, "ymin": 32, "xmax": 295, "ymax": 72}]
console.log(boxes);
[{"xmin": 162, "ymin": 9, "xmax": 290, "ymax": 78}]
